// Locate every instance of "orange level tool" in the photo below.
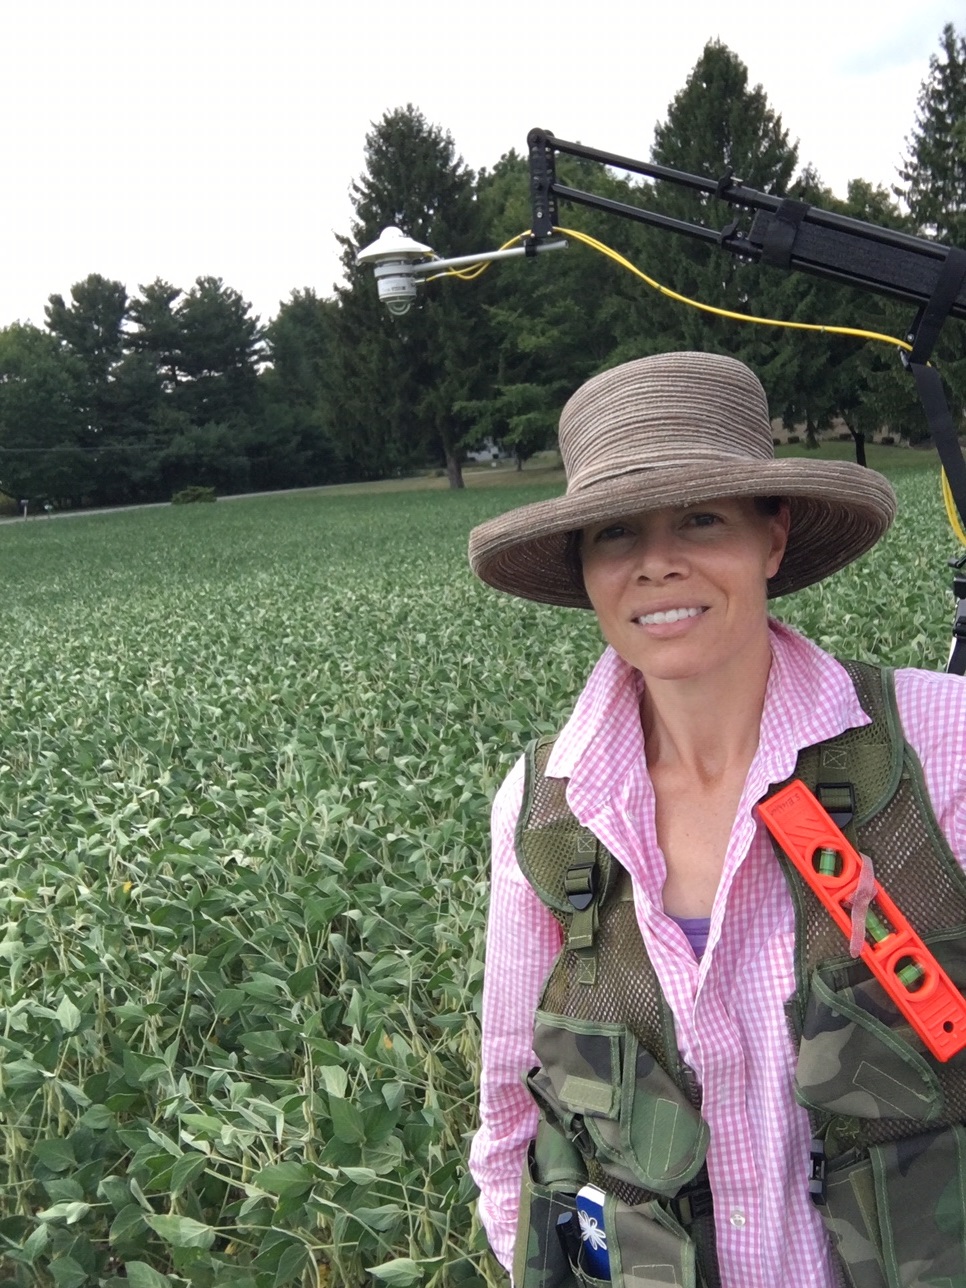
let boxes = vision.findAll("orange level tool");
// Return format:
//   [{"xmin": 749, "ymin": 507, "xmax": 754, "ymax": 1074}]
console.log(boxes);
[{"xmin": 758, "ymin": 779, "xmax": 966, "ymax": 1062}]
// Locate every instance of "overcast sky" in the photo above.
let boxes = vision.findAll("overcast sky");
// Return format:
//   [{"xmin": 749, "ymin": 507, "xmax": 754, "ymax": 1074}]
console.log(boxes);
[{"xmin": 0, "ymin": 0, "xmax": 959, "ymax": 330}]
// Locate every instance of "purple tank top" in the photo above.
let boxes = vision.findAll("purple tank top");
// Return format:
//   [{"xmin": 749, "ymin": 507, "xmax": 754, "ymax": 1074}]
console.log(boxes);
[{"xmin": 669, "ymin": 914, "xmax": 711, "ymax": 959}]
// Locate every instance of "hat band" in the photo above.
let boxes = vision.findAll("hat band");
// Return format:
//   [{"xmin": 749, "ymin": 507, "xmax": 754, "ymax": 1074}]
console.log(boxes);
[{"xmin": 567, "ymin": 452, "xmax": 772, "ymax": 494}]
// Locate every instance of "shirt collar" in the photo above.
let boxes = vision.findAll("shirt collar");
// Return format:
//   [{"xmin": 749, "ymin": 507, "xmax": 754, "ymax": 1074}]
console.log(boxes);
[{"xmin": 545, "ymin": 619, "xmax": 871, "ymax": 810}]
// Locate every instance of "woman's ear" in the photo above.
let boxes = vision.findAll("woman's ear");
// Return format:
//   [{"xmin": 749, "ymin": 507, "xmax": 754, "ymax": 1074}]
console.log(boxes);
[{"xmin": 765, "ymin": 502, "xmax": 792, "ymax": 580}]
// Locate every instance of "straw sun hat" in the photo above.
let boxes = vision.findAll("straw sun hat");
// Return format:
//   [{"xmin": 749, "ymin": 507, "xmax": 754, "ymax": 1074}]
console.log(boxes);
[{"xmin": 468, "ymin": 351, "xmax": 897, "ymax": 608}]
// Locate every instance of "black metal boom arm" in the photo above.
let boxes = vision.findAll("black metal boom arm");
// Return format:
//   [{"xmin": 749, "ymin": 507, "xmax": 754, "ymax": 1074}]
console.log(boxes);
[{"xmin": 527, "ymin": 129, "xmax": 966, "ymax": 320}]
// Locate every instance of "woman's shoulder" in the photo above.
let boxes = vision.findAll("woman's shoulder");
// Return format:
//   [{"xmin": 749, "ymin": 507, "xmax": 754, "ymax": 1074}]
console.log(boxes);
[
  {"xmin": 892, "ymin": 666, "xmax": 966, "ymax": 848},
  {"xmin": 893, "ymin": 664, "xmax": 966, "ymax": 736}
]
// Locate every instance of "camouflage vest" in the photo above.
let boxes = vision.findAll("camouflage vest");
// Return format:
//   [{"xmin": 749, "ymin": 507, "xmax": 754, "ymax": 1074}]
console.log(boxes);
[{"xmin": 512, "ymin": 661, "xmax": 966, "ymax": 1288}]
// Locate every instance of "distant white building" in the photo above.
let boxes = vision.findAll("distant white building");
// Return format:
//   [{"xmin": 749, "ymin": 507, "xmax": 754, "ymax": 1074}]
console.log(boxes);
[{"xmin": 465, "ymin": 438, "xmax": 510, "ymax": 463}]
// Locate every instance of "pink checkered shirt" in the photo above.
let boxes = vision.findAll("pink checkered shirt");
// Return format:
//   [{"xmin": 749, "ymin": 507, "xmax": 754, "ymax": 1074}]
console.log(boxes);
[{"xmin": 469, "ymin": 621, "xmax": 966, "ymax": 1286}]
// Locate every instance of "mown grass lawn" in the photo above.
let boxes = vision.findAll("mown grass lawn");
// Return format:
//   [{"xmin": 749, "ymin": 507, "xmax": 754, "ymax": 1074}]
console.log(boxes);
[{"xmin": 0, "ymin": 466, "xmax": 959, "ymax": 1288}]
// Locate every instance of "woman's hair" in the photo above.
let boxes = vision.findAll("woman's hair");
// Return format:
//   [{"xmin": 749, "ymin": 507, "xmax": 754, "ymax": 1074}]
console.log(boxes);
[
  {"xmin": 754, "ymin": 496, "xmax": 784, "ymax": 517},
  {"xmin": 563, "ymin": 496, "xmax": 786, "ymax": 595},
  {"xmin": 563, "ymin": 530, "xmax": 585, "ymax": 596}
]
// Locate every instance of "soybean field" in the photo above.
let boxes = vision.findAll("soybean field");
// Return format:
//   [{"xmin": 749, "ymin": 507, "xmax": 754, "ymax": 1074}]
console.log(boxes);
[{"xmin": 0, "ymin": 465, "xmax": 957, "ymax": 1288}]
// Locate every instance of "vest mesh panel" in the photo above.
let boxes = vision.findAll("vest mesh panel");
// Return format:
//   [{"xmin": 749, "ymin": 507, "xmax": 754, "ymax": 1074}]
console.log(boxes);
[{"xmin": 521, "ymin": 742, "xmax": 696, "ymax": 1208}]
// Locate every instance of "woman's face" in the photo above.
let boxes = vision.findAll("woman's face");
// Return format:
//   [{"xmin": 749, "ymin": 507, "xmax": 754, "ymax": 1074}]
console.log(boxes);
[{"xmin": 579, "ymin": 497, "xmax": 790, "ymax": 685}]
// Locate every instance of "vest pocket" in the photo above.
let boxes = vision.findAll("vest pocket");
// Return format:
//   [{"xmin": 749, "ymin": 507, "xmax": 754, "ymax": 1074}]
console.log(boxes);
[
  {"xmin": 517, "ymin": 1174, "xmax": 698, "ymax": 1288},
  {"xmin": 794, "ymin": 963, "xmax": 944, "ymax": 1122},
  {"xmin": 870, "ymin": 1125, "xmax": 966, "ymax": 1288},
  {"xmin": 607, "ymin": 1191, "xmax": 697, "ymax": 1288},
  {"xmin": 821, "ymin": 1153, "xmax": 889, "ymax": 1288},
  {"xmin": 528, "ymin": 1011, "xmax": 709, "ymax": 1194},
  {"xmin": 513, "ymin": 1120, "xmax": 586, "ymax": 1288},
  {"xmin": 822, "ymin": 1126, "xmax": 966, "ymax": 1288}
]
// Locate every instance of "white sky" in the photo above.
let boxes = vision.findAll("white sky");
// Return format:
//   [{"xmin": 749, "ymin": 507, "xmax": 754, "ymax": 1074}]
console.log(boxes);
[{"xmin": 0, "ymin": 0, "xmax": 959, "ymax": 330}]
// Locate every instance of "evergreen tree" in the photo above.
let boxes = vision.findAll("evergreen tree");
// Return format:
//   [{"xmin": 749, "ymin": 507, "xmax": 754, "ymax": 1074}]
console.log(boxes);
[
  {"xmin": 127, "ymin": 276, "xmax": 264, "ymax": 496},
  {"xmin": 129, "ymin": 279, "xmax": 183, "ymax": 395},
  {"xmin": 471, "ymin": 150, "xmax": 654, "ymax": 464},
  {"xmin": 897, "ymin": 23, "xmax": 966, "ymax": 247},
  {"xmin": 174, "ymin": 276, "xmax": 263, "ymax": 430},
  {"xmin": 768, "ymin": 173, "xmax": 923, "ymax": 457},
  {"xmin": 45, "ymin": 275, "xmax": 163, "ymax": 503},
  {"xmin": 635, "ymin": 40, "xmax": 799, "ymax": 384},
  {"xmin": 895, "ymin": 22, "xmax": 966, "ymax": 419},
  {"xmin": 336, "ymin": 105, "xmax": 493, "ymax": 487},
  {"xmin": 45, "ymin": 274, "xmax": 130, "ymax": 443}
]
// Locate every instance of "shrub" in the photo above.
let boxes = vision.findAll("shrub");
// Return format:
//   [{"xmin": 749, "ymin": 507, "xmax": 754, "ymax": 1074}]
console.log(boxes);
[{"xmin": 171, "ymin": 486, "xmax": 217, "ymax": 505}]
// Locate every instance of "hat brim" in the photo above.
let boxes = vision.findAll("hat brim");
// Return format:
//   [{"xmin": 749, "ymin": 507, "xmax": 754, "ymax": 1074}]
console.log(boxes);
[{"xmin": 468, "ymin": 459, "xmax": 897, "ymax": 607}]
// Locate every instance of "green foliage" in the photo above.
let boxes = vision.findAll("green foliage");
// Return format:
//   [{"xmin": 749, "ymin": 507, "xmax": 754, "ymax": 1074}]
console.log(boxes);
[
  {"xmin": 469, "ymin": 152, "xmax": 654, "ymax": 459},
  {"xmin": 0, "ymin": 467, "xmax": 957, "ymax": 1286},
  {"xmin": 894, "ymin": 22, "xmax": 966, "ymax": 422},
  {"xmin": 0, "ymin": 275, "xmax": 269, "ymax": 508},
  {"xmin": 172, "ymin": 277, "xmax": 263, "ymax": 429},
  {"xmin": 171, "ymin": 486, "xmax": 217, "ymax": 505}
]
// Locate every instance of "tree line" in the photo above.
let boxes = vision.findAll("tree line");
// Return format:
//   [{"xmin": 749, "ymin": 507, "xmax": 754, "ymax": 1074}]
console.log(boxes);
[{"xmin": 1, "ymin": 25, "xmax": 964, "ymax": 506}]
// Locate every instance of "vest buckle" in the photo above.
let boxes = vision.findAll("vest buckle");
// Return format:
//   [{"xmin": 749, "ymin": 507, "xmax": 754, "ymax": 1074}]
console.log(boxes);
[
  {"xmin": 669, "ymin": 1166, "xmax": 714, "ymax": 1226},
  {"xmin": 815, "ymin": 781, "xmax": 856, "ymax": 829},
  {"xmin": 565, "ymin": 859, "xmax": 599, "ymax": 911},
  {"xmin": 808, "ymin": 1137, "xmax": 827, "ymax": 1206}
]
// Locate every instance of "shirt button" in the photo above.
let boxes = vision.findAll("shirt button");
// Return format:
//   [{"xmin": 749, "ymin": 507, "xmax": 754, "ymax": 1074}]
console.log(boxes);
[{"xmin": 729, "ymin": 1209, "xmax": 746, "ymax": 1229}]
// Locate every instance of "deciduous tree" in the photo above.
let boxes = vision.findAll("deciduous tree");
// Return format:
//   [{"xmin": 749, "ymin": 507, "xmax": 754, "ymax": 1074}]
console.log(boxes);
[
  {"xmin": 257, "ymin": 289, "xmax": 345, "ymax": 488},
  {"xmin": 0, "ymin": 324, "xmax": 91, "ymax": 504}
]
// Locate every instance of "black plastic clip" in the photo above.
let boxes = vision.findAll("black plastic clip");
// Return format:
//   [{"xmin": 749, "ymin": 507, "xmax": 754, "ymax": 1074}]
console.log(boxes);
[
  {"xmin": 565, "ymin": 859, "xmax": 598, "ymax": 912},
  {"xmin": 948, "ymin": 554, "xmax": 966, "ymax": 677},
  {"xmin": 670, "ymin": 1168, "xmax": 714, "ymax": 1226},
  {"xmin": 815, "ymin": 782, "xmax": 856, "ymax": 830},
  {"xmin": 555, "ymin": 1211, "xmax": 581, "ymax": 1265},
  {"xmin": 951, "ymin": 552, "xmax": 966, "ymax": 604},
  {"xmin": 808, "ymin": 1138, "xmax": 827, "ymax": 1206}
]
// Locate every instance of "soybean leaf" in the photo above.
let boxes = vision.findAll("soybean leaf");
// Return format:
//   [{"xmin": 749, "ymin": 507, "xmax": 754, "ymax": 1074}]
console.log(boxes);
[{"xmin": 144, "ymin": 1214, "xmax": 216, "ymax": 1250}]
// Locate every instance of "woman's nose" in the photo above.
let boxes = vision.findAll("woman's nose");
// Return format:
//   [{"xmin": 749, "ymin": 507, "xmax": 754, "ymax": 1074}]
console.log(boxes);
[{"xmin": 634, "ymin": 529, "xmax": 687, "ymax": 580}]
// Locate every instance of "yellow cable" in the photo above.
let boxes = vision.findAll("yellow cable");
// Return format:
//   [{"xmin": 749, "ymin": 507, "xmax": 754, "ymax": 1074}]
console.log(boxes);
[
  {"xmin": 429, "ymin": 223, "xmax": 965, "ymax": 544},
  {"xmin": 942, "ymin": 469, "xmax": 966, "ymax": 546},
  {"xmin": 420, "ymin": 234, "xmax": 529, "ymax": 284},
  {"xmin": 554, "ymin": 225, "xmax": 914, "ymax": 352}
]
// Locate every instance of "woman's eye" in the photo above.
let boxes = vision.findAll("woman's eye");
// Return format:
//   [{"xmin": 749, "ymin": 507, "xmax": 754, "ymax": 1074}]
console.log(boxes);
[
  {"xmin": 594, "ymin": 524, "xmax": 629, "ymax": 542},
  {"xmin": 685, "ymin": 512, "xmax": 721, "ymax": 528}
]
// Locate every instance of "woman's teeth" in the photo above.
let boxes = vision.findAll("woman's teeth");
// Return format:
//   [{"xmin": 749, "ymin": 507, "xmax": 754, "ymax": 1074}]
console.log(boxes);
[{"xmin": 637, "ymin": 607, "xmax": 704, "ymax": 625}]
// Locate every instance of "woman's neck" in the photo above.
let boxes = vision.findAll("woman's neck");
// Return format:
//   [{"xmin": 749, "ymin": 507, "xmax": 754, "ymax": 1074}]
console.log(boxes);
[{"xmin": 640, "ymin": 633, "xmax": 773, "ymax": 781}]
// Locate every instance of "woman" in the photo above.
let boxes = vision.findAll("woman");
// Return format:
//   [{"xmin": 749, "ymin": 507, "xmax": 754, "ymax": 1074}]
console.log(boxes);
[{"xmin": 466, "ymin": 352, "xmax": 966, "ymax": 1288}]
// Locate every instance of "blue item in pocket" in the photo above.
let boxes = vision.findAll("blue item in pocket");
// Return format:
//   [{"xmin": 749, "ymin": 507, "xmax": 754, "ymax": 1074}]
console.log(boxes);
[{"xmin": 576, "ymin": 1183, "xmax": 610, "ymax": 1279}]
